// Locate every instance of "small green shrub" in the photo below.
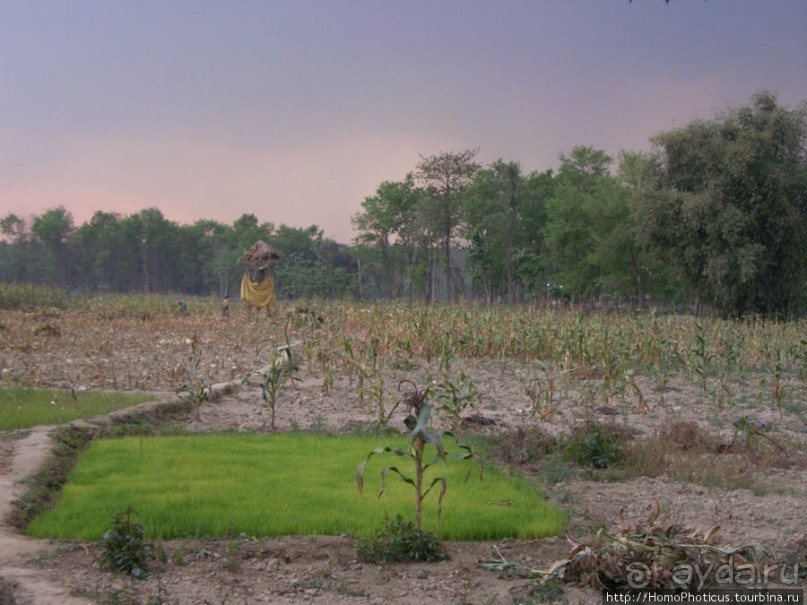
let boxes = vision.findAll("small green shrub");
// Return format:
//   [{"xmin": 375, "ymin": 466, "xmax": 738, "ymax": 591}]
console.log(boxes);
[
  {"xmin": 562, "ymin": 422, "xmax": 625, "ymax": 469},
  {"xmin": 355, "ymin": 515, "xmax": 448, "ymax": 563},
  {"xmin": 96, "ymin": 507, "xmax": 158, "ymax": 579}
]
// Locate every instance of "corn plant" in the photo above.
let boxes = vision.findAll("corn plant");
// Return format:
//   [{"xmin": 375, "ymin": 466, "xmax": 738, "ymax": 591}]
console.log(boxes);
[
  {"xmin": 176, "ymin": 338, "xmax": 213, "ymax": 420},
  {"xmin": 761, "ymin": 345, "xmax": 788, "ymax": 416},
  {"xmin": 524, "ymin": 362, "xmax": 559, "ymax": 420},
  {"xmin": 437, "ymin": 333, "xmax": 455, "ymax": 379},
  {"xmin": 361, "ymin": 376, "xmax": 403, "ymax": 427},
  {"xmin": 342, "ymin": 338, "xmax": 370, "ymax": 404},
  {"xmin": 619, "ymin": 369, "xmax": 647, "ymax": 413},
  {"xmin": 431, "ymin": 370, "xmax": 479, "ymax": 431},
  {"xmin": 688, "ymin": 322, "xmax": 715, "ymax": 391},
  {"xmin": 729, "ymin": 415, "xmax": 787, "ymax": 454},
  {"xmin": 649, "ymin": 362, "xmax": 675, "ymax": 407},
  {"xmin": 242, "ymin": 344, "xmax": 299, "ymax": 430},
  {"xmin": 343, "ymin": 337, "xmax": 391, "ymax": 423},
  {"xmin": 357, "ymin": 381, "xmax": 482, "ymax": 531},
  {"xmin": 709, "ymin": 369, "xmax": 732, "ymax": 409}
]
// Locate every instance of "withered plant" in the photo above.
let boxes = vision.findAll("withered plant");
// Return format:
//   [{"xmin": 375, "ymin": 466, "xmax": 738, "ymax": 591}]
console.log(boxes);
[{"xmin": 482, "ymin": 505, "xmax": 771, "ymax": 590}]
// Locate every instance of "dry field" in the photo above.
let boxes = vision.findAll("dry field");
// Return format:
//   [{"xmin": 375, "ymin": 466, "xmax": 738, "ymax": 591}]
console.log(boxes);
[{"xmin": 0, "ymin": 300, "xmax": 805, "ymax": 604}]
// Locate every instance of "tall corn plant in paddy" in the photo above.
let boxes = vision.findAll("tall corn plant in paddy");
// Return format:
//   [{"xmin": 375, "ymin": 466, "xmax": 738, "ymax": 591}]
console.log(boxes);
[{"xmin": 357, "ymin": 381, "xmax": 483, "ymax": 531}]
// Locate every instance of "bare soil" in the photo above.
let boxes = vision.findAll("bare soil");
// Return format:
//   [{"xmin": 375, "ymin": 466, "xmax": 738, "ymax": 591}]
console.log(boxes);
[{"xmin": 0, "ymin": 308, "xmax": 805, "ymax": 604}]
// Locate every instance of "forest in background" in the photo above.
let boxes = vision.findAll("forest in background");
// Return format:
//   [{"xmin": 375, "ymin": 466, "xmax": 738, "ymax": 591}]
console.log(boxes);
[{"xmin": 2, "ymin": 92, "xmax": 805, "ymax": 318}]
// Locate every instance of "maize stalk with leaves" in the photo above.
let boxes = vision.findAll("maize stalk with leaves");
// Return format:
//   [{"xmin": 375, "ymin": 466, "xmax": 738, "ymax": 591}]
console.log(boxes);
[{"xmin": 357, "ymin": 380, "xmax": 483, "ymax": 531}]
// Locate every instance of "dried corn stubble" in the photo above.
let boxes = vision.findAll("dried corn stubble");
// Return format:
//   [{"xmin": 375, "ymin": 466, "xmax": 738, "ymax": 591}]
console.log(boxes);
[{"xmin": 482, "ymin": 504, "xmax": 773, "ymax": 590}]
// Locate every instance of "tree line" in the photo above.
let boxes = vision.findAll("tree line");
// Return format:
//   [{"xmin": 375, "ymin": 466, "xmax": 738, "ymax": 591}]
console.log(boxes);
[
  {"xmin": 1, "ymin": 91, "xmax": 805, "ymax": 317},
  {"xmin": 0, "ymin": 209, "xmax": 355, "ymax": 301}
]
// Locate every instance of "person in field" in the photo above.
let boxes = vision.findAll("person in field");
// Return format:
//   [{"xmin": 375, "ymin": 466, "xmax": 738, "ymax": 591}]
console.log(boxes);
[{"xmin": 240, "ymin": 241, "xmax": 279, "ymax": 317}]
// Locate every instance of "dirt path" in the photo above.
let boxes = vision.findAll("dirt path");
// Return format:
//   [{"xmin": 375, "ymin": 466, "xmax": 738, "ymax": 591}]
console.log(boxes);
[{"xmin": 0, "ymin": 427, "xmax": 93, "ymax": 605}]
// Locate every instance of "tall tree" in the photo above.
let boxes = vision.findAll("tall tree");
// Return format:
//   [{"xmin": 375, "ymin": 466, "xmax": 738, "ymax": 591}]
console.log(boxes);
[
  {"xmin": 270, "ymin": 225, "xmax": 355, "ymax": 299},
  {"xmin": 544, "ymin": 147, "xmax": 646, "ymax": 303},
  {"xmin": 31, "ymin": 206, "xmax": 74, "ymax": 285},
  {"xmin": 416, "ymin": 149, "xmax": 480, "ymax": 302},
  {"xmin": 352, "ymin": 175, "xmax": 420, "ymax": 298},
  {"xmin": 463, "ymin": 160, "xmax": 523, "ymax": 302},
  {"xmin": 0, "ymin": 213, "xmax": 32, "ymax": 282},
  {"xmin": 513, "ymin": 169, "xmax": 554, "ymax": 299},
  {"xmin": 71, "ymin": 211, "xmax": 125, "ymax": 290},
  {"xmin": 124, "ymin": 208, "xmax": 180, "ymax": 293},
  {"xmin": 638, "ymin": 91, "xmax": 807, "ymax": 317},
  {"xmin": 544, "ymin": 148, "xmax": 613, "ymax": 298}
]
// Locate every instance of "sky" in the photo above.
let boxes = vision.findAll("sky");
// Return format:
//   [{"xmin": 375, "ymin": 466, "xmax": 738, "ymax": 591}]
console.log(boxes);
[{"xmin": 1, "ymin": 1, "xmax": 805, "ymax": 244}]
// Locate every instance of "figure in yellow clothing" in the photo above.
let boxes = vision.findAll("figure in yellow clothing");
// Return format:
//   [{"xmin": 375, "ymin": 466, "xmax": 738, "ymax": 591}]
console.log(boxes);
[
  {"xmin": 241, "ymin": 240, "xmax": 280, "ymax": 316},
  {"xmin": 240, "ymin": 272, "xmax": 275, "ymax": 310}
]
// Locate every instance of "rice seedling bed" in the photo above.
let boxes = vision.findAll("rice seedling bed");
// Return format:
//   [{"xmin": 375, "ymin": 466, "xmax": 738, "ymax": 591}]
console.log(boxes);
[
  {"xmin": 0, "ymin": 387, "xmax": 156, "ymax": 431},
  {"xmin": 26, "ymin": 433, "xmax": 567, "ymax": 541}
]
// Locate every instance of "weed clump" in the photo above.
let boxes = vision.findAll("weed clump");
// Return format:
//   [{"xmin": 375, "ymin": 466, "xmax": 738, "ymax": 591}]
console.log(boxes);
[
  {"xmin": 487, "ymin": 427, "xmax": 557, "ymax": 465},
  {"xmin": 562, "ymin": 422, "xmax": 627, "ymax": 469},
  {"xmin": 356, "ymin": 515, "xmax": 448, "ymax": 563}
]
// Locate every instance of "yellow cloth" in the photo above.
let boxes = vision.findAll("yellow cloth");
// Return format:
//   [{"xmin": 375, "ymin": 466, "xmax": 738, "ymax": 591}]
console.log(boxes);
[{"xmin": 240, "ymin": 273, "xmax": 275, "ymax": 309}]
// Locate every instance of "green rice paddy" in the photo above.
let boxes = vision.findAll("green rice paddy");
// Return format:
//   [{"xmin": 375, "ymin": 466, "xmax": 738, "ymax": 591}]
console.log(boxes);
[
  {"xmin": 0, "ymin": 387, "xmax": 156, "ymax": 431},
  {"xmin": 27, "ymin": 433, "xmax": 567, "ymax": 541}
]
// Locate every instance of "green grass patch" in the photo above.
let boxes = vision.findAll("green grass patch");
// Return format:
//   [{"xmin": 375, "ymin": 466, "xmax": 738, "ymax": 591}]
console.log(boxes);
[
  {"xmin": 0, "ymin": 388, "xmax": 157, "ymax": 431},
  {"xmin": 27, "ymin": 433, "xmax": 567, "ymax": 541}
]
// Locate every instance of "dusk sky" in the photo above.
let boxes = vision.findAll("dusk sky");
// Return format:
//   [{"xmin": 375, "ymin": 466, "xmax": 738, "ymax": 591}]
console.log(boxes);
[{"xmin": 1, "ymin": 1, "xmax": 805, "ymax": 244}]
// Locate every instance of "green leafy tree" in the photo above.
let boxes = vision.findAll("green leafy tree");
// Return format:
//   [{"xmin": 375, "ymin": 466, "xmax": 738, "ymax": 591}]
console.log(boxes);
[
  {"xmin": 544, "ymin": 147, "xmax": 651, "ymax": 303},
  {"xmin": 120, "ymin": 208, "xmax": 181, "ymax": 293},
  {"xmin": 416, "ymin": 149, "xmax": 480, "ymax": 302},
  {"xmin": 637, "ymin": 91, "xmax": 807, "ymax": 317},
  {"xmin": 71, "ymin": 211, "xmax": 128, "ymax": 291},
  {"xmin": 543, "ymin": 148, "xmax": 612, "ymax": 298},
  {"xmin": 352, "ymin": 175, "xmax": 421, "ymax": 298},
  {"xmin": 512, "ymin": 169, "xmax": 554, "ymax": 299},
  {"xmin": 270, "ymin": 225, "xmax": 356, "ymax": 299},
  {"xmin": 232, "ymin": 213, "xmax": 274, "ymax": 259},
  {"xmin": 175, "ymin": 219, "xmax": 236, "ymax": 295},
  {"xmin": 31, "ymin": 206, "xmax": 74, "ymax": 285},
  {"xmin": 0, "ymin": 213, "xmax": 33, "ymax": 282},
  {"xmin": 463, "ymin": 160, "xmax": 524, "ymax": 302}
]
